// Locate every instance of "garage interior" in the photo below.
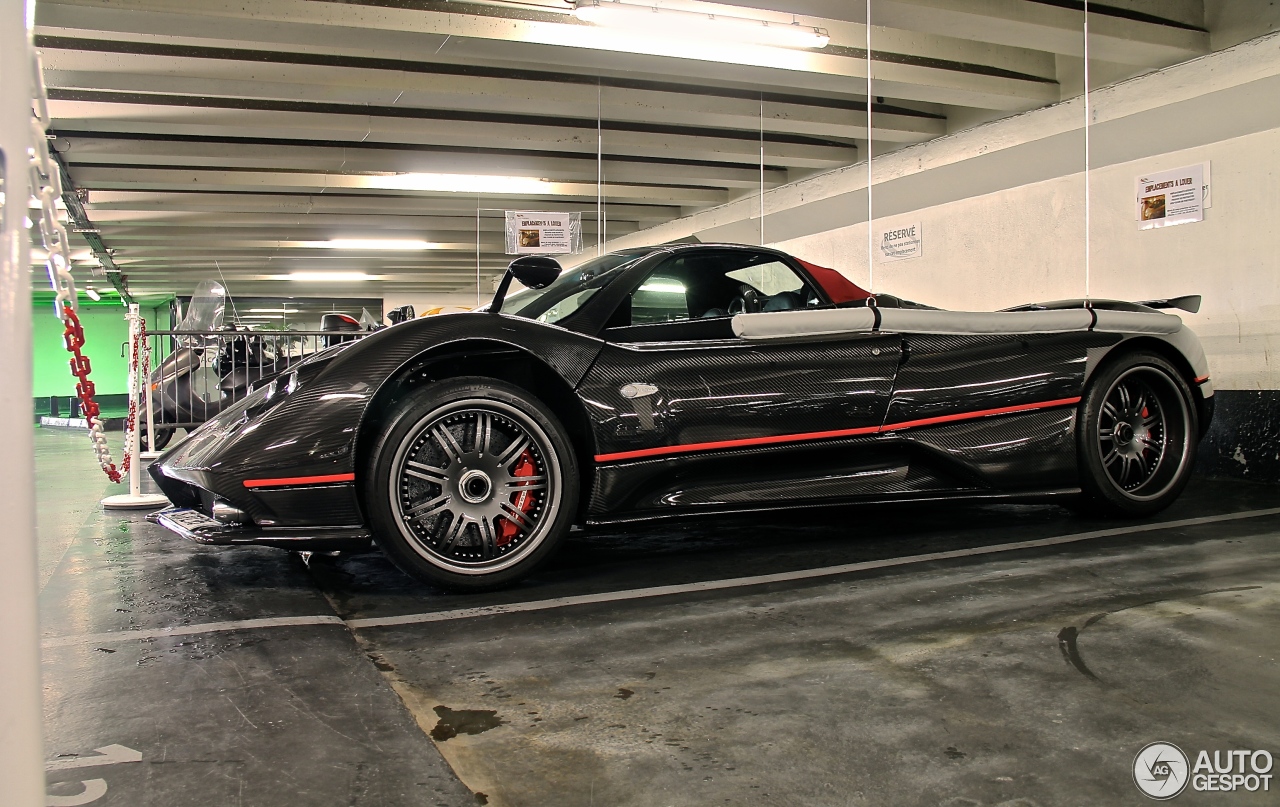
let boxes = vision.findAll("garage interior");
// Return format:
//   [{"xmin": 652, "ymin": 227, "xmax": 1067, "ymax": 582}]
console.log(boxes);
[{"xmin": 6, "ymin": 1, "xmax": 1280, "ymax": 805}]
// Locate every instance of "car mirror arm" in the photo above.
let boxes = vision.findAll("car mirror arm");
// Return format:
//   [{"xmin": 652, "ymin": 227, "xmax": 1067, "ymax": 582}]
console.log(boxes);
[{"xmin": 490, "ymin": 256, "xmax": 563, "ymax": 314}]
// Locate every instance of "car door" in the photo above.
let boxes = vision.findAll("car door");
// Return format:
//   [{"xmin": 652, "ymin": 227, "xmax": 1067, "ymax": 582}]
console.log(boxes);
[{"xmin": 577, "ymin": 249, "xmax": 904, "ymax": 518}]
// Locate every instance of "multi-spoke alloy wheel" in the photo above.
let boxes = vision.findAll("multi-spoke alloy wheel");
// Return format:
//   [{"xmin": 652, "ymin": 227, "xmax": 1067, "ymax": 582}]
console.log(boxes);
[
  {"xmin": 391, "ymin": 401, "xmax": 558, "ymax": 572},
  {"xmin": 366, "ymin": 378, "xmax": 578, "ymax": 590},
  {"xmin": 1078, "ymin": 353, "xmax": 1197, "ymax": 516}
]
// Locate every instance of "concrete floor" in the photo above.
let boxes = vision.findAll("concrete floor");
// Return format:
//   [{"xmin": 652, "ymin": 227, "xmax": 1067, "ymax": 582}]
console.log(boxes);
[{"xmin": 35, "ymin": 427, "xmax": 1280, "ymax": 806}]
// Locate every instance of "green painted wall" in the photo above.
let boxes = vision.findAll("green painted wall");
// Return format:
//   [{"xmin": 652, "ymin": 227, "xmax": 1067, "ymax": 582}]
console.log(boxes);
[{"xmin": 32, "ymin": 302, "xmax": 167, "ymax": 398}]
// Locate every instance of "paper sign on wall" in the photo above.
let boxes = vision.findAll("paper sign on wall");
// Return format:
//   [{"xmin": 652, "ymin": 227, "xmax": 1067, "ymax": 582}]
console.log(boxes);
[
  {"xmin": 876, "ymin": 221, "xmax": 922, "ymax": 262},
  {"xmin": 504, "ymin": 211, "xmax": 582, "ymax": 255},
  {"xmin": 1135, "ymin": 163, "xmax": 1208, "ymax": 229}
]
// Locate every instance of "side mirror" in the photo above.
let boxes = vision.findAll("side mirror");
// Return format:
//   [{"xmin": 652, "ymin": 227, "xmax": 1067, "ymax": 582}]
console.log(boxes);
[
  {"xmin": 491, "ymin": 256, "xmax": 562, "ymax": 314},
  {"xmin": 509, "ymin": 256, "xmax": 562, "ymax": 289},
  {"xmin": 387, "ymin": 304, "xmax": 415, "ymax": 325}
]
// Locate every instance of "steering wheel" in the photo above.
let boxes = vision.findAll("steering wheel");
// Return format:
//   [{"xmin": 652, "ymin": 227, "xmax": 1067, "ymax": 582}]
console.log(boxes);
[{"xmin": 727, "ymin": 286, "xmax": 762, "ymax": 315}]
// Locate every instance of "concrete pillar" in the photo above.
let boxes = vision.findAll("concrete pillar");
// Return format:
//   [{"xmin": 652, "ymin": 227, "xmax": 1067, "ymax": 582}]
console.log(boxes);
[{"xmin": 0, "ymin": 1, "xmax": 47, "ymax": 805}]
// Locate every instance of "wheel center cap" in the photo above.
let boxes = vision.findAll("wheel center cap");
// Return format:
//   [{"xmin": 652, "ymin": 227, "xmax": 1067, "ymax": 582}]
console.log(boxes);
[
  {"xmin": 458, "ymin": 469, "xmax": 493, "ymax": 504},
  {"xmin": 1115, "ymin": 422, "xmax": 1135, "ymax": 444}
]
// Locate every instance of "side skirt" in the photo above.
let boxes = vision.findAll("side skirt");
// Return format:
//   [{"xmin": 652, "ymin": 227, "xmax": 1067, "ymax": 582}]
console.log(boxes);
[{"xmin": 582, "ymin": 487, "xmax": 1084, "ymax": 527}]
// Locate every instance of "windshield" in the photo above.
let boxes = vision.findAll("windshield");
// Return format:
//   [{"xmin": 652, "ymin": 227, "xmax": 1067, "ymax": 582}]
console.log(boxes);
[
  {"xmin": 180, "ymin": 279, "xmax": 227, "ymax": 331},
  {"xmin": 504, "ymin": 250, "xmax": 650, "ymax": 324}
]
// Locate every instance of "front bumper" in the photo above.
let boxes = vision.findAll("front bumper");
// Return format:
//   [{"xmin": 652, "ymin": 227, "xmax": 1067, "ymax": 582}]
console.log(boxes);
[{"xmin": 148, "ymin": 506, "xmax": 372, "ymax": 551}]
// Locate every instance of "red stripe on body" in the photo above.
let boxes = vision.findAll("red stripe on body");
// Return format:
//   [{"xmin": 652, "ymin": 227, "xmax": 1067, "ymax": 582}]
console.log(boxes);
[
  {"xmin": 594, "ymin": 396, "xmax": 1082, "ymax": 463},
  {"xmin": 595, "ymin": 425, "xmax": 881, "ymax": 463},
  {"xmin": 880, "ymin": 397, "xmax": 1082, "ymax": 433},
  {"xmin": 243, "ymin": 473, "xmax": 356, "ymax": 488}
]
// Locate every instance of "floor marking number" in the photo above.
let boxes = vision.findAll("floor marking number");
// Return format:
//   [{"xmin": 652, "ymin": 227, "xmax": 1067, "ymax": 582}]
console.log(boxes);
[
  {"xmin": 46, "ymin": 780, "xmax": 108, "ymax": 807},
  {"xmin": 46, "ymin": 744, "xmax": 142, "ymax": 807}
]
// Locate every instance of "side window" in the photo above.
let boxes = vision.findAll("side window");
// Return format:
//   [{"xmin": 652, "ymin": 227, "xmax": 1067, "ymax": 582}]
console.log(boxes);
[
  {"xmin": 605, "ymin": 251, "xmax": 819, "ymax": 334},
  {"xmin": 630, "ymin": 273, "xmax": 690, "ymax": 324},
  {"xmin": 726, "ymin": 261, "xmax": 807, "ymax": 297}
]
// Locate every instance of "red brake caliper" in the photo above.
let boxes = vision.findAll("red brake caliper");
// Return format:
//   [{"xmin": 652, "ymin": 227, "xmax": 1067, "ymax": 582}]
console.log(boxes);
[
  {"xmin": 1140, "ymin": 406, "xmax": 1150, "ymax": 458},
  {"xmin": 496, "ymin": 449, "xmax": 537, "ymax": 547}
]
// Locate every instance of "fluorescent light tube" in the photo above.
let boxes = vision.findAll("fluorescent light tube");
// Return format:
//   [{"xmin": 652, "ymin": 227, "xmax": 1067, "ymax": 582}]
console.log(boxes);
[
  {"xmin": 364, "ymin": 173, "xmax": 552, "ymax": 194},
  {"xmin": 574, "ymin": 1, "xmax": 829, "ymax": 49},
  {"xmin": 638, "ymin": 282, "xmax": 686, "ymax": 293},
  {"xmin": 288, "ymin": 272, "xmax": 374, "ymax": 282},
  {"xmin": 84, "ymin": 287, "xmax": 101, "ymax": 301},
  {"xmin": 316, "ymin": 239, "xmax": 436, "ymax": 250}
]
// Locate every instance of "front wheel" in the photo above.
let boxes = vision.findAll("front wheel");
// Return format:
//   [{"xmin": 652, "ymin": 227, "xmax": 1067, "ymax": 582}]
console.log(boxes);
[
  {"xmin": 1076, "ymin": 352, "xmax": 1197, "ymax": 517},
  {"xmin": 364, "ymin": 377, "xmax": 579, "ymax": 591}
]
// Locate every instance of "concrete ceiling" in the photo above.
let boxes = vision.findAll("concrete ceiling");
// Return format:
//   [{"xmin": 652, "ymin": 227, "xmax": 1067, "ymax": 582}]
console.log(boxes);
[{"xmin": 31, "ymin": 0, "xmax": 1211, "ymax": 302}]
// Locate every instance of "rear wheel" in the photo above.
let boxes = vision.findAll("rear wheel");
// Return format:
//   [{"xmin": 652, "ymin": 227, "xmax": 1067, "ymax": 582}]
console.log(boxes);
[
  {"xmin": 140, "ymin": 424, "xmax": 174, "ymax": 451},
  {"xmin": 1077, "ymin": 352, "xmax": 1197, "ymax": 516},
  {"xmin": 364, "ymin": 377, "xmax": 578, "ymax": 591}
]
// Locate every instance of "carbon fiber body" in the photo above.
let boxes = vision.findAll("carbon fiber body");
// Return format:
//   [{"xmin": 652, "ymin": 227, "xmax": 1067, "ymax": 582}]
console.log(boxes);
[{"xmin": 149, "ymin": 244, "xmax": 1214, "ymax": 547}]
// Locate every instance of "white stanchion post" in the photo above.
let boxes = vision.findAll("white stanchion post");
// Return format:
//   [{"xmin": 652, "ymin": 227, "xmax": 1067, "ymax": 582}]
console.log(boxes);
[
  {"xmin": 102, "ymin": 304, "xmax": 168, "ymax": 509},
  {"xmin": 140, "ymin": 315, "xmax": 161, "ymax": 459},
  {"xmin": 1, "ymin": 2, "xmax": 46, "ymax": 804}
]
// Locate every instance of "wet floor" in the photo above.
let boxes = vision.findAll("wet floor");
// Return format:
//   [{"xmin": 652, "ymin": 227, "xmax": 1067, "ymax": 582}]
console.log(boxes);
[{"xmin": 35, "ymin": 427, "xmax": 1280, "ymax": 806}]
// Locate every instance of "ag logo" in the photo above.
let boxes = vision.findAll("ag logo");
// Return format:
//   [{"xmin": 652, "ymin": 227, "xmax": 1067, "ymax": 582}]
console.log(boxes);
[{"xmin": 1134, "ymin": 742, "xmax": 1190, "ymax": 800}]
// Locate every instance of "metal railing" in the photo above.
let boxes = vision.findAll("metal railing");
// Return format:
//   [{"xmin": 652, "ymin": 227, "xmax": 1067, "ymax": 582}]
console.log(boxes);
[{"xmin": 138, "ymin": 328, "xmax": 368, "ymax": 437}]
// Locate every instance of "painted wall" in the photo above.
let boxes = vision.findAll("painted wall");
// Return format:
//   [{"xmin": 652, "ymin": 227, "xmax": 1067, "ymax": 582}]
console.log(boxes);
[
  {"xmin": 607, "ymin": 32, "xmax": 1280, "ymax": 394},
  {"xmin": 602, "ymin": 31, "xmax": 1280, "ymax": 480},
  {"xmin": 31, "ymin": 303, "xmax": 165, "ymax": 399},
  {"xmin": 383, "ymin": 292, "xmax": 482, "ymax": 320},
  {"xmin": 771, "ymin": 124, "xmax": 1280, "ymax": 392}
]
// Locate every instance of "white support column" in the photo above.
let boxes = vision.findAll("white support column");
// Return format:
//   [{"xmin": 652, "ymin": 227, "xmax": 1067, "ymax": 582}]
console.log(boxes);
[{"xmin": 0, "ymin": 1, "xmax": 47, "ymax": 805}]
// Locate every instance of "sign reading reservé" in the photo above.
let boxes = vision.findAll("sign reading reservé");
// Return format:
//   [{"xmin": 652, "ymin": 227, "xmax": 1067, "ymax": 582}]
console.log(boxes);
[{"xmin": 876, "ymin": 221, "xmax": 922, "ymax": 262}]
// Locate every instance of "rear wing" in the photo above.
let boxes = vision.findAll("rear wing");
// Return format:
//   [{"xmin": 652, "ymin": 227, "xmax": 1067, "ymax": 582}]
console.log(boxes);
[{"xmin": 1136, "ymin": 295, "xmax": 1201, "ymax": 313}]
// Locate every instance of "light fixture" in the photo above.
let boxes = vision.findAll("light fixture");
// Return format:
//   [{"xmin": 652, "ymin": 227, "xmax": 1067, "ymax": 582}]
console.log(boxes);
[
  {"xmin": 287, "ymin": 272, "xmax": 374, "ymax": 282},
  {"xmin": 363, "ymin": 173, "xmax": 552, "ymax": 194},
  {"xmin": 246, "ymin": 307, "xmax": 297, "ymax": 313},
  {"xmin": 638, "ymin": 281, "xmax": 686, "ymax": 293},
  {"xmin": 84, "ymin": 287, "xmax": 101, "ymax": 301},
  {"xmin": 312, "ymin": 239, "xmax": 436, "ymax": 251},
  {"xmin": 573, "ymin": 1, "xmax": 829, "ymax": 49}
]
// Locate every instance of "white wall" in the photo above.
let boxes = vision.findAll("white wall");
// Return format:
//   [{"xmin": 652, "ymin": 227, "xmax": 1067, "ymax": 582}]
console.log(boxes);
[
  {"xmin": 609, "ymin": 31, "xmax": 1280, "ymax": 393},
  {"xmin": 382, "ymin": 291, "xmax": 482, "ymax": 320},
  {"xmin": 771, "ymin": 124, "xmax": 1280, "ymax": 391}
]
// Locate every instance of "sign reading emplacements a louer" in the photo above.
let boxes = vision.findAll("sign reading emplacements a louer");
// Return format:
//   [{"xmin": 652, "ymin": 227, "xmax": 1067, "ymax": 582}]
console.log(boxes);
[
  {"xmin": 505, "ymin": 211, "xmax": 583, "ymax": 255},
  {"xmin": 876, "ymin": 221, "xmax": 922, "ymax": 262},
  {"xmin": 1136, "ymin": 163, "xmax": 1206, "ymax": 230}
]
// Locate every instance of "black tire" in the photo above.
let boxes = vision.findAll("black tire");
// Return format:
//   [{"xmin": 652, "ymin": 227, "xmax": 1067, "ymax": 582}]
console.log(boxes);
[
  {"xmin": 1076, "ymin": 352, "xmax": 1197, "ymax": 517},
  {"xmin": 141, "ymin": 425, "xmax": 174, "ymax": 451},
  {"xmin": 363, "ymin": 377, "xmax": 579, "ymax": 591}
]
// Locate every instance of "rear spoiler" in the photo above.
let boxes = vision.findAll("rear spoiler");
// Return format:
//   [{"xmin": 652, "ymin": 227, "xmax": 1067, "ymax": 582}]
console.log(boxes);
[{"xmin": 1136, "ymin": 294, "xmax": 1201, "ymax": 314}]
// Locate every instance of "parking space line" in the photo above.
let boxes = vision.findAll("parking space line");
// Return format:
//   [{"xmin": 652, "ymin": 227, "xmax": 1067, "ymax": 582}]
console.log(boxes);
[
  {"xmin": 41, "ymin": 614, "xmax": 345, "ymax": 649},
  {"xmin": 346, "ymin": 507, "xmax": 1280, "ymax": 629},
  {"xmin": 39, "ymin": 507, "xmax": 1280, "ymax": 647}
]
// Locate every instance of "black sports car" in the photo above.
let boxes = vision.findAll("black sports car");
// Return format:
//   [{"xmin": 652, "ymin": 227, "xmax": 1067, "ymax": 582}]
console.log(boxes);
[{"xmin": 150, "ymin": 243, "xmax": 1213, "ymax": 590}]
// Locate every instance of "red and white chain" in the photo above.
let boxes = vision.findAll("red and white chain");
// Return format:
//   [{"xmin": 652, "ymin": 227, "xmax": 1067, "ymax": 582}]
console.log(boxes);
[{"xmin": 29, "ymin": 51, "xmax": 122, "ymax": 482}]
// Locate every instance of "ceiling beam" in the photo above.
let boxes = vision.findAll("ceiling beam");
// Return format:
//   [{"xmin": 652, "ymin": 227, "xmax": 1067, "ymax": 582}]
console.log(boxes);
[
  {"xmin": 54, "ymin": 135, "xmax": 791, "ymax": 190},
  {"xmin": 36, "ymin": 0, "xmax": 1061, "ymax": 110},
  {"xmin": 48, "ymin": 95, "xmax": 856, "ymax": 169},
  {"xmin": 40, "ymin": 54, "xmax": 946, "ymax": 143}
]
